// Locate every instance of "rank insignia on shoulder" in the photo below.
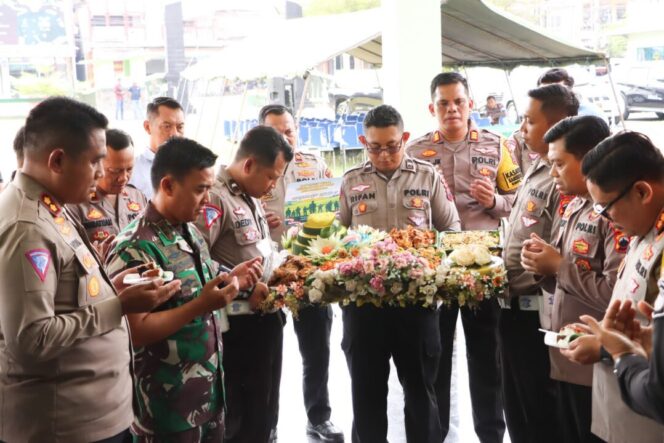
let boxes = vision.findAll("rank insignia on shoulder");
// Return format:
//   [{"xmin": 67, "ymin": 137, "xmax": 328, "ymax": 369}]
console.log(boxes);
[
  {"xmin": 127, "ymin": 201, "xmax": 141, "ymax": 212},
  {"xmin": 40, "ymin": 193, "xmax": 61, "ymax": 216},
  {"xmin": 657, "ymin": 210, "xmax": 664, "ymax": 233},
  {"xmin": 25, "ymin": 249, "xmax": 51, "ymax": 282},
  {"xmin": 643, "ymin": 245, "xmax": 654, "ymax": 261},
  {"xmin": 405, "ymin": 159, "xmax": 415, "ymax": 170},
  {"xmin": 432, "ymin": 131, "xmax": 442, "ymax": 143},
  {"xmin": 469, "ymin": 130, "xmax": 479, "ymax": 142},
  {"xmin": 204, "ymin": 204, "xmax": 223, "ymax": 228},
  {"xmin": 559, "ymin": 194, "xmax": 574, "ymax": 216}
]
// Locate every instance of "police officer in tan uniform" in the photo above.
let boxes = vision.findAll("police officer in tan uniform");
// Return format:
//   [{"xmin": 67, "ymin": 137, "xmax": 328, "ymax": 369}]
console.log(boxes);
[
  {"xmin": 519, "ymin": 116, "xmax": 618, "ymax": 443},
  {"xmin": 339, "ymin": 105, "xmax": 460, "ymax": 443},
  {"xmin": 407, "ymin": 72, "xmax": 522, "ymax": 443},
  {"xmin": 195, "ymin": 126, "xmax": 293, "ymax": 443},
  {"xmin": 68, "ymin": 128, "xmax": 147, "ymax": 248},
  {"xmin": 0, "ymin": 97, "xmax": 179, "ymax": 443},
  {"xmin": 259, "ymin": 105, "xmax": 343, "ymax": 441},
  {"xmin": 500, "ymin": 84, "xmax": 579, "ymax": 443},
  {"xmin": 561, "ymin": 132, "xmax": 664, "ymax": 443}
]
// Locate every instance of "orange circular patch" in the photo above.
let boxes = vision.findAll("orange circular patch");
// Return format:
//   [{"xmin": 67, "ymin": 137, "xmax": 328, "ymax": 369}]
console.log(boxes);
[
  {"xmin": 358, "ymin": 202, "xmax": 367, "ymax": 213},
  {"xmin": 88, "ymin": 276, "xmax": 100, "ymax": 297}
]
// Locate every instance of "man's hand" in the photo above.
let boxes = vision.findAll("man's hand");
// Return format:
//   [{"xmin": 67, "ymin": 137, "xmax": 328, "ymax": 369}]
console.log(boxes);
[
  {"xmin": 580, "ymin": 314, "xmax": 648, "ymax": 360},
  {"xmin": 201, "ymin": 274, "xmax": 240, "ymax": 311},
  {"xmin": 229, "ymin": 257, "xmax": 263, "ymax": 290},
  {"xmin": 469, "ymin": 177, "xmax": 496, "ymax": 209},
  {"xmin": 265, "ymin": 211, "xmax": 282, "ymax": 230},
  {"xmin": 520, "ymin": 233, "xmax": 562, "ymax": 276},
  {"xmin": 248, "ymin": 282, "xmax": 269, "ymax": 311},
  {"xmin": 92, "ymin": 234, "xmax": 116, "ymax": 261},
  {"xmin": 118, "ymin": 279, "xmax": 181, "ymax": 314},
  {"xmin": 602, "ymin": 299, "xmax": 639, "ymax": 337},
  {"xmin": 560, "ymin": 332, "xmax": 602, "ymax": 365}
]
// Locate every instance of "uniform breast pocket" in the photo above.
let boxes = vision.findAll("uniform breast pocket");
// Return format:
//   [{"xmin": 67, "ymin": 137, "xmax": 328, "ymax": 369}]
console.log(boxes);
[
  {"xmin": 470, "ymin": 153, "xmax": 499, "ymax": 180},
  {"xmin": 402, "ymin": 196, "xmax": 430, "ymax": 228},
  {"xmin": 352, "ymin": 199, "xmax": 378, "ymax": 219},
  {"xmin": 72, "ymin": 245, "xmax": 110, "ymax": 307},
  {"xmin": 570, "ymin": 237, "xmax": 600, "ymax": 271}
]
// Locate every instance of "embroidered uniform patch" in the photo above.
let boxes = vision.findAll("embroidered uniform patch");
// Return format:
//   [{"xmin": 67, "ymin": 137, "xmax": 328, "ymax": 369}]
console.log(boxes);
[
  {"xmin": 351, "ymin": 184, "xmax": 371, "ymax": 193},
  {"xmin": 521, "ymin": 216, "xmax": 538, "ymax": 227},
  {"xmin": 25, "ymin": 249, "xmax": 51, "ymax": 282},
  {"xmin": 127, "ymin": 201, "xmax": 141, "ymax": 212},
  {"xmin": 204, "ymin": 204, "xmax": 222, "ymax": 228}
]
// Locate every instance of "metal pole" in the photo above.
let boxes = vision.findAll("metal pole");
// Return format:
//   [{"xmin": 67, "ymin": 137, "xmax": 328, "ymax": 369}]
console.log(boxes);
[
  {"xmin": 605, "ymin": 57, "xmax": 626, "ymax": 130},
  {"xmin": 209, "ymin": 77, "xmax": 228, "ymax": 152},
  {"xmin": 504, "ymin": 68, "xmax": 519, "ymax": 123}
]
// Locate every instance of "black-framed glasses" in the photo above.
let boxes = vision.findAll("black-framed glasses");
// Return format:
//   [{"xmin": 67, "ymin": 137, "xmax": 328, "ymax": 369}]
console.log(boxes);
[
  {"xmin": 593, "ymin": 180, "xmax": 637, "ymax": 221},
  {"xmin": 365, "ymin": 140, "xmax": 403, "ymax": 155}
]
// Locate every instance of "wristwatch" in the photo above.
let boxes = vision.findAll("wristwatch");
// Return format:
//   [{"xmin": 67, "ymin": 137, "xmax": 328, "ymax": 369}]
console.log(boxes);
[{"xmin": 599, "ymin": 346, "xmax": 614, "ymax": 365}]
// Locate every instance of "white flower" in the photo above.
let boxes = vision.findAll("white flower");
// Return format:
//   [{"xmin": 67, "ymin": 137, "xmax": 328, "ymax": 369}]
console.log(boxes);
[
  {"xmin": 309, "ymin": 288, "xmax": 323, "ymax": 303},
  {"xmin": 307, "ymin": 234, "xmax": 343, "ymax": 258},
  {"xmin": 320, "ymin": 270, "xmax": 336, "ymax": 286},
  {"xmin": 312, "ymin": 278, "xmax": 325, "ymax": 291},
  {"xmin": 449, "ymin": 246, "xmax": 475, "ymax": 267},
  {"xmin": 471, "ymin": 245, "xmax": 493, "ymax": 266}
]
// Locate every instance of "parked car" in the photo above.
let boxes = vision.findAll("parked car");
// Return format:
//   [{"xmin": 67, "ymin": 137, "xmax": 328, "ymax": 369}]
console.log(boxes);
[{"xmin": 616, "ymin": 64, "xmax": 664, "ymax": 120}]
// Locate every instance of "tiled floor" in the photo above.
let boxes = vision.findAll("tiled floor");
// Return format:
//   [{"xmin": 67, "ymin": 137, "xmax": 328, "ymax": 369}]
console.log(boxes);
[{"xmin": 277, "ymin": 306, "xmax": 510, "ymax": 443}]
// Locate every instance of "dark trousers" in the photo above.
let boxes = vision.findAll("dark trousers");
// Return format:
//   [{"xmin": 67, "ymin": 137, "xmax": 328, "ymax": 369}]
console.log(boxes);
[
  {"xmin": 95, "ymin": 430, "xmax": 132, "ymax": 443},
  {"xmin": 342, "ymin": 304, "xmax": 442, "ymax": 443},
  {"xmin": 555, "ymin": 381, "xmax": 605, "ymax": 443},
  {"xmin": 293, "ymin": 304, "xmax": 333, "ymax": 425},
  {"xmin": 498, "ymin": 303, "xmax": 561, "ymax": 443},
  {"xmin": 223, "ymin": 311, "xmax": 284, "ymax": 443},
  {"xmin": 437, "ymin": 298, "xmax": 505, "ymax": 443}
]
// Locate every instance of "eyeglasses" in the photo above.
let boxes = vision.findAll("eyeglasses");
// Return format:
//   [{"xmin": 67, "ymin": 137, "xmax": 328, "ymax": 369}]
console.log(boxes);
[
  {"xmin": 592, "ymin": 180, "xmax": 636, "ymax": 221},
  {"xmin": 365, "ymin": 140, "xmax": 403, "ymax": 155}
]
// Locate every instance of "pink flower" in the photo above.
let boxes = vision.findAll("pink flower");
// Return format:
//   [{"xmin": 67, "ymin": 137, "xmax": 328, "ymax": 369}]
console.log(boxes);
[
  {"xmin": 363, "ymin": 260, "xmax": 375, "ymax": 274},
  {"xmin": 276, "ymin": 284, "xmax": 288, "ymax": 296},
  {"xmin": 409, "ymin": 268, "xmax": 424, "ymax": 279},
  {"xmin": 370, "ymin": 276, "xmax": 385, "ymax": 293}
]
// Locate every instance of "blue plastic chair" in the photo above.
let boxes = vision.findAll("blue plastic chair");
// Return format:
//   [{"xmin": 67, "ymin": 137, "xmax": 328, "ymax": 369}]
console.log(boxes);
[
  {"xmin": 309, "ymin": 127, "xmax": 328, "ymax": 148},
  {"xmin": 340, "ymin": 125, "xmax": 359, "ymax": 149}
]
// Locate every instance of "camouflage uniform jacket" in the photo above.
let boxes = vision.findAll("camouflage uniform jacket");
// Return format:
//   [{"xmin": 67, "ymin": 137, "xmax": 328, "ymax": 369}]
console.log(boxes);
[{"xmin": 106, "ymin": 202, "xmax": 224, "ymax": 435}]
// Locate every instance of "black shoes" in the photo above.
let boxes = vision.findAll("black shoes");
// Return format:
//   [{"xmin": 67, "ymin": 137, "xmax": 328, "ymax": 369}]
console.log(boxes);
[{"xmin": 306, "ymin": 420, "xmax": 344, "ymax": 442}]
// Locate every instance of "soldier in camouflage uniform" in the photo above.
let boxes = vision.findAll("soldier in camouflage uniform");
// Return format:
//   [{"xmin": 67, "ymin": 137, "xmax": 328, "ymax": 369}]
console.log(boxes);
[{"xmin": 106, "ymin": 138, "xmax": 264, "ymax": 443}]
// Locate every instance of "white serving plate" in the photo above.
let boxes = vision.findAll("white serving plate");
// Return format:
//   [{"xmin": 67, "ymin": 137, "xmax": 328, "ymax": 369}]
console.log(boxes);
[{"xmin": 123, "ymin": 271, "xmax": 174, "ymax": 286}]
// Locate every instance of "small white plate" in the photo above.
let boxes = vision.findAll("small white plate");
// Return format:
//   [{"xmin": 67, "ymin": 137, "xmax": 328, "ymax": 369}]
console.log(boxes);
[
  {"xmin": 539, "ymin": 328, "xmax": 571, "ymax": 349},
  {"xmin": 123, "ymin": 271, "xmax": 174, "ymax": 286}
]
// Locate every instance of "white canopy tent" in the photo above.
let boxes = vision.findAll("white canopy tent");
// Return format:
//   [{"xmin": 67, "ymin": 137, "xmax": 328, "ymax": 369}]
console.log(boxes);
[{"xmin": 182, "ymin": 0, "xmax": 605, "ymax": 82}]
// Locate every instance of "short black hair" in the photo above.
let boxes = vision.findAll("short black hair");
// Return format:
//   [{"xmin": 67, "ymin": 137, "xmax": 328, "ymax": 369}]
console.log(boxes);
[
  {"xmin": 538, "ymin": 68, "xmax": 575, "ymax": 88},
  {"xmin": 24, "ymin": 96, "xmax": 108, "ymax": 157},
  {"xmin": 487, "ymin": 95, "xmax": 496, "ymax": 101},
  {"xmin": 105, "ymin": 128, "xmax": 133, "ymax": 151},
  {"xmin": 151, "ymin": 137, "xmax": 217, "ymax": 192},
  {"xmin": 527, "ymin": 84, "xmax": 579, "ymax": 122},
  {"xmin": 582, "ymin": 131, "xmax": 664, "ymax": 193},
  {"xmin": 543, "ymin": 115, "xmax": 610, "ymax": 159},
  {"xmin": 234, "ymin": 126, "xmax": 294, "ymax": 166},
  {"xmin": 146, "ymin": 96, "xmax": 183, "ymax": 119},
  {"xmin": 430, "ymin": 72, "xmax": 469, "ymax": 98},
  {"xmin": 13, "ymin": 125, "xmax": 25, "ymax": 164},
  {"xmin": 258, "ymin": 104, "xmax": 294, "ymax": 124},
  {"xmin": 363, "ymin": 104, "xmax": 404, "ymax": 131}
]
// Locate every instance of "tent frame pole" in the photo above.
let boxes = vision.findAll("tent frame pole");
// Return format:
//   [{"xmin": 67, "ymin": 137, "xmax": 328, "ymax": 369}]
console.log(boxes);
[
  {"xmin": 503, "ymin": 68, "xmax": 519, "ymax": 123},
  {"xmin": 604, "ymin": 57, "xmax": 626, "ymax": 130}
]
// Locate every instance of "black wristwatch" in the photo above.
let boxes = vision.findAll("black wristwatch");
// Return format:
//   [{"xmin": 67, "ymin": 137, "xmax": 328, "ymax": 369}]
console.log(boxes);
[{"xmin": 599, "ymin": 346, "xmax": 614, "ymax": 365}]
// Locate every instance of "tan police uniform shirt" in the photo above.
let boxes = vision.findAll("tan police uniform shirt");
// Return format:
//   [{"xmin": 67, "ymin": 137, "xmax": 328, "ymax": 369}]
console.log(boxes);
[
  {"xmin": 339, "ymin": 155, "xmax": 460, "ymax": 232},
  {"xmin": 262, "ymin": 150, "xmax": 332, "ymax": 243},
  {"xmin": 549, "ymin": 196, "xmax": 625, "ymax": 386},
  {"xmin": 0, "ymin": 172, "xmax": 133, "ymax": 443},
  {"xmin": 407, "ymin": 121, "xmax": 522, "ymax": 230},
  {"xmin": 67, "ymin": 184, "xmax": 147, "ymax": 242},
  {"xmin": 503, "ymin": 157, "xmax": 561, "ymax": 298},
  {"xmin": 506, "ymin": 130, "xmax": 540, "ymax": 174},
  {"xmin": 590, "ymin": 210, "xmax": 664, "ymax": 443},
  {"xmin": 195, "ymin": 167, "xmax": 276, "ymax": 297}
]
